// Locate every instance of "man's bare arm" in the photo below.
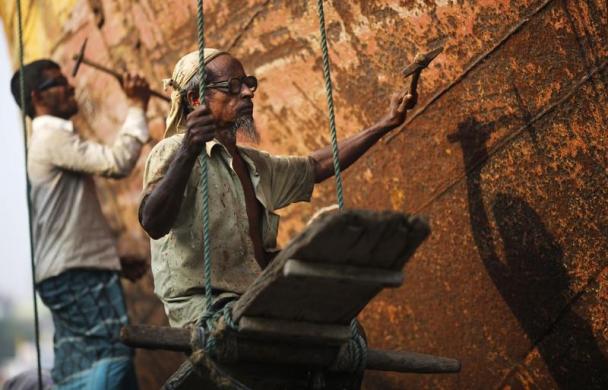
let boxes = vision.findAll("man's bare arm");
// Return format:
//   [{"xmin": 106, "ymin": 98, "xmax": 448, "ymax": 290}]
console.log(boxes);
[
  {"xmin": 139, "ymin": 104, "xmax": 217, "ymax": 239},
  {"xmin": 139, "ymin": 145, "xmax": 198, "ymax": 239},
  {"xmin": 310, "ymin": 92, "xmax": 416, "ymax": 183}
]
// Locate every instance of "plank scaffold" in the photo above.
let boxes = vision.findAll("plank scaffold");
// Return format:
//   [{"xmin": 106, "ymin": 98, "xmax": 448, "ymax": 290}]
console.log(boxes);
[
  {"xmin": 122, "ymin": 210, "xmax": 461, "ymax": 381},
  {"xmin": 121, "ymin": 325, "xmax": 461, "ymax": 374}
]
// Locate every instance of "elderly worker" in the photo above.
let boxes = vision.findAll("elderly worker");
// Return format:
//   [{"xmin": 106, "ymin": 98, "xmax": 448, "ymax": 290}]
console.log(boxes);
[
  {"xmin": 11, "ymin": 60, "xmax": 151, "ymax": 389},
  {"xmin": 140, "ymin": 49, "xmax": 415, "ymax": 331}
]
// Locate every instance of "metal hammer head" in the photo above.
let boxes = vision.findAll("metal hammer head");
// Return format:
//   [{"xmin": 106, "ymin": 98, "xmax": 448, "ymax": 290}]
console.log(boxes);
[
  {"xmin": 402, "ymin": 45, "xmax": 443, "ymax": 77},
  {"xmin": 71, "ymin": 38, "xmax": 88, "ymax": 77}
]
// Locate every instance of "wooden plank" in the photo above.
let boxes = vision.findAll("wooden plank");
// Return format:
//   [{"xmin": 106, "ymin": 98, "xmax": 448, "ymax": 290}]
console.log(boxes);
[
  {"xmin": 283, "ymin": 259, "xmax": 404, "ymax": 287},
  {"xmin": 121, "ymin": 325, "xmax": 461, "ymax": 374},
  {"xmin": 238, "ymin": 316, "xmax": 351, "ymax": 345},
  {"xmin": 233, "ymin": 210, "xmax": 430, "ymax": 324},
  {"xmin": 366, "ymin": 349, "xmax": 461, "ymax": 373},
  {"xmin": 346, "ymin": 217, "xmax": 394, "ymax": 266},
  {"xmin": 121, "ymin": 324, "xmax": 191, "ymax": 352},
  {"xmin": 235, "ymin": 276, "xmax": 380, "ymax": 324},
  {"xmin": 295, "ymin": 218, "xmax": 367, "ymax": 265}
]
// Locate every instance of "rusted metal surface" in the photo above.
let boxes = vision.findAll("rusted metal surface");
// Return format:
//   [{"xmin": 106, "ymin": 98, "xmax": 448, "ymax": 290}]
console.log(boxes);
[{"xmin": 2, "ymin": 0, "xmax": 607, "ymax": 388}]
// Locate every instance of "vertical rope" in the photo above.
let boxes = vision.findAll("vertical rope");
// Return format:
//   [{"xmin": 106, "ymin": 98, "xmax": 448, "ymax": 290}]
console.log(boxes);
[
  {"xmin": 316, "ymin": 0, "xmax": 367, "ymax": 374},
  {"xmin": 196, "ymin": 0, "xmax": 213, "ymax": 310},
  {"xmin": 316, "ymin": 0, "xmax": 344, "ymax": 209},
  {"xmin": 16, "ymin": 0, "xmax": 43, "ymax": 388}
]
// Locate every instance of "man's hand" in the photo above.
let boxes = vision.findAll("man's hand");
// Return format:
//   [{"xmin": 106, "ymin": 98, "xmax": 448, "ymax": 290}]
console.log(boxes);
[
  {"xmin": 310, "ymin": 89, "xmax": 418, "ymax": 183},
  {"xmin": 123, "ymin": 73, "xmax": 151, "ymax": 112},
  {"xmin": 140, "ymin": 104, "xmax": 215, "ymax": 239},
  {"xmin": 119, "ymin": 256, "xmax": 148, "ymax": 282},
  {"xmin": 183, "ymin": 104, "xmax": 216, "ymax": 156},
  {"xmin": 377, "ymin": 91, "xmax": 418, "ymax": 130}
]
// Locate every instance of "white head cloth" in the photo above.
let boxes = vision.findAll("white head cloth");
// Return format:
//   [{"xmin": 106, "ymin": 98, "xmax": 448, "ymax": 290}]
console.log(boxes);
[{"xmin": 162, "ymin": 48, "xmax": 227, "ymax": 138}]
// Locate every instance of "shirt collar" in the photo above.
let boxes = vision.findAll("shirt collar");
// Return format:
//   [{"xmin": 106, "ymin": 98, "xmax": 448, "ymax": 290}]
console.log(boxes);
[
  {"xmin": 205, "ymin": 139, "xmax": 260, "ymax": 177},
  {"xmin": 32, "ymin": 115, "xmax": 74, "ymax": 134},
  {"xmin": 204, "ymin": 139, "xmax": 266, "ymax": 206},
  {"xmin": 205, "ymin": 139, "xmax": 222, "ymax": 157}
]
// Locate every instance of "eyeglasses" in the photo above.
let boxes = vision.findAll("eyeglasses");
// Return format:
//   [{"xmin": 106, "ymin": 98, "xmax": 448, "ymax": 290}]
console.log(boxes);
[
  {"xmin": 206, "ymin": 76, "xmax": 257, "ymax": 95},
  {"xmin": 36, "ymin": 76, "xmax": 69, "ymax": 91}
]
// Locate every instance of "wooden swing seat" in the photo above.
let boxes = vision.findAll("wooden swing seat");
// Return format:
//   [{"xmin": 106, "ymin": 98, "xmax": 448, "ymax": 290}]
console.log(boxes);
[{"xmin": 122, "ymin": 209, "xmax": 460, "ymax": 389}]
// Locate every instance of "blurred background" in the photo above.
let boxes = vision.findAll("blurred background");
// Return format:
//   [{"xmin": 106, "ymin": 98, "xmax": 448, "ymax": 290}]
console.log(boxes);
[{"xmin": 0, "ymin": 21, "xmax": 54, "ymax": 385}]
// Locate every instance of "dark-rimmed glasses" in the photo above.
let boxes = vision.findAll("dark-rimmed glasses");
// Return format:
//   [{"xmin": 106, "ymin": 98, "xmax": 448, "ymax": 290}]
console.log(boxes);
[
  {"xmin": 206, "ymin": 76, "xmax": 257, "ymax": 95},
  {"xmin": 36, "ymin": 76, "xmax": 69, "ymax": 92}
]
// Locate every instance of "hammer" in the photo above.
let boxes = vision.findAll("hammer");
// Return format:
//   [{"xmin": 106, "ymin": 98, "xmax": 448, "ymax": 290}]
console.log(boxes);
[
  {"xmin": 72, "ymin": 39, "xmax": 170, "ymax": 103},
  {"xmin": 401, "ymin": 45, "xmax": 443, "ymax": 108}
]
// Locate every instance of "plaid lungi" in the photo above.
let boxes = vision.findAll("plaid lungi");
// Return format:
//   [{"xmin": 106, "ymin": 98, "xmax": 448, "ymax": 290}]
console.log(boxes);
[{"xmin": 38, "ymin": 269, "xmax": 137, "ymax": 388}]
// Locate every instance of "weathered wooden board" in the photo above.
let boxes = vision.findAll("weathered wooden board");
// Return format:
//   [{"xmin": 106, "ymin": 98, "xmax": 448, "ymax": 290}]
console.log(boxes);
[
  {"xmin": 232, "ymin": 210, "xmax": 430, "ymax": 325},
  {"xmin": 238, "ymin": 316, "xmax": 351, "ymax": 345}
]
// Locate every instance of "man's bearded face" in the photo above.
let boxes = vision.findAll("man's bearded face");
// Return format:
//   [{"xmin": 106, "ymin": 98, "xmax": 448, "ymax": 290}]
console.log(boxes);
[
  {"xmin": 205, "ymin": 55, "xmax": 258, "ymax": 142},
  {"xmin": 36, "ymin": 68, "xmax": 79, "ymax": 119}
]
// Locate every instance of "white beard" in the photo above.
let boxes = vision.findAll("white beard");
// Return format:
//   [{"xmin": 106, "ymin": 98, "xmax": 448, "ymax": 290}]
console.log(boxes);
[{"xmin": 232, "ymin": 115, "xmax": 259, "ymax": 144}]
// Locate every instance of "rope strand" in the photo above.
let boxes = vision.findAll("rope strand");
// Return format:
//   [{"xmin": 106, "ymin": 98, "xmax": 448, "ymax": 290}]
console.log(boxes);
[
  {"xmin": 196, "ymin": 0, "xmax": 213, "ymax": 309},
  {"xmin": 316, "ymin": 0, "xmax": 344, "ymax": 209},
  {"xmin": 316, "ymin": 0, "xmax": 368, "ymax": 375},
  {"xmin": 16, "ymin": 0, "xmax": 43, "ymax": 388}
]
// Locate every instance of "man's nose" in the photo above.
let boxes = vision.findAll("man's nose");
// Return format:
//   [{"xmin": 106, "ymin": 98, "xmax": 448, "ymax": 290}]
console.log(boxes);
[{"xmin": 240, "ymin": 83, "xmax": 254, "ymax": 98}]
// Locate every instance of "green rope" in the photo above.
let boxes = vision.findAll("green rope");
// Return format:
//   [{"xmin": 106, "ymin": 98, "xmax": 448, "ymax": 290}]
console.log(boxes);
[
  {"xmin": 316, "ymin": 0, "xmax": 368, "ymax": 374},
  {"xmin": 194, "ymin": 0, "xmax": 240, "ymax": 359},
  {"xmin": 195, "ymin": 0, "xmax": 213, "ymax": 313},
  {"xmin": 316, "ymin": 0, "xmax": 344, "ymax": 209},
  {"xmin": 16, "ymin": 0, "xmax": 43, "ymax": 388}
]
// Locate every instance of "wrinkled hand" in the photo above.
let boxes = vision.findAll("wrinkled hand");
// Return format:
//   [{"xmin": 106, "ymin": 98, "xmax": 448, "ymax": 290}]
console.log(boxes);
[
  {"xmin": 122, "ymin": 72, "xmax": 151, "ymax": 111},
  {"xmin": 379, "ymin": 91, "xmax": 418, "ymax": 130},
  {"xmin": 183, "ymin": 103, "xmax": 216, "ymax": 156},
  {"xmin": 120, "ymin": 256, "xmax": 148, "ymax": 282}
]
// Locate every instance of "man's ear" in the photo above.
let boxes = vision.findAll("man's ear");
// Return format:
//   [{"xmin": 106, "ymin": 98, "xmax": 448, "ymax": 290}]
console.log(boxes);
[
  {"xmin": 186, "ymin": 90, "xmax": 200, "ymax": 109},
  {"xmin": 30, "ymin": 90, "xmax": 43, "ymax": 115}
]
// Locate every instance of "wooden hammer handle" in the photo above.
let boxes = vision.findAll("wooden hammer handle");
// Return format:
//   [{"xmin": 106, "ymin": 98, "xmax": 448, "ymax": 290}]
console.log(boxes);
[{"xmin": 80, "ymin": 58, "xmax": 170, "ymax": 102}]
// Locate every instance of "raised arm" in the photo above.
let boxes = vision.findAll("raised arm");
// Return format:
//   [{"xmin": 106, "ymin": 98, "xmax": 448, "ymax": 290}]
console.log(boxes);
[
  {"xmin": 139, "ymin": 104, "xmax": 215, "ymax": 239},
  {"xmin": 310, "ymin": 92, "xmax": 416, "ymax": 183},
  {"xmin": 47, "ymin": 73, "xmax": 151, "ymax": 178}
]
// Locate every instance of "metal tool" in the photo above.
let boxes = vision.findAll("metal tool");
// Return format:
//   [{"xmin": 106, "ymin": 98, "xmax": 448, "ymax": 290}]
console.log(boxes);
[
  {"xmin": 72, "ymin": 39, "xmax": 170, "ymax": 103},
  {"xmin": 401, "ymin": 45, "xmax": 443, "ymax": 108}
]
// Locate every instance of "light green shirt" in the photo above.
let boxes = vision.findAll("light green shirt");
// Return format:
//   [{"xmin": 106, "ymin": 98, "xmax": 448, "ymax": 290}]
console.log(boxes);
[{"xmin": 141, "ymin": 134, "xmax": 315, "ymax": 327}]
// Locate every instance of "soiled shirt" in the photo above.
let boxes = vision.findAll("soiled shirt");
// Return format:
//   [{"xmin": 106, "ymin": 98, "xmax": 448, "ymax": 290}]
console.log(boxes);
[
  {"xmin": 141, "ymin": 134, "xmax": 315, "ymax": 327},
  {"xmin": 28, "ymin": 108, "xmax": 148, "ymax": 283}
]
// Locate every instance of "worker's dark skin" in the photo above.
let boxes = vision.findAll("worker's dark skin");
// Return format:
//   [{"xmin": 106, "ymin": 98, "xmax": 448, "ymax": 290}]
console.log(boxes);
[{"xmin": 140, "ymin": 54, "xmax": 416, "ymax": 268}]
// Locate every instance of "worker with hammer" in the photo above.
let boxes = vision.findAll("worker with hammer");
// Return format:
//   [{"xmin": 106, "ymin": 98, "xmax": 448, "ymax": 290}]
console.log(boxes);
[
  {"xmin": 10, "ymin": 59, "xmax": 151, "ymax": 389},
  {"xmin": 139, "ymin": 49, "xmax": 422, "ymax": 388}
]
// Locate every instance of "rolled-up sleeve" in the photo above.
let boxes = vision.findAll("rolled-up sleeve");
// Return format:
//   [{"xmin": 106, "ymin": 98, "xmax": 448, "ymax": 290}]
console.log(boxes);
[
  {"xmin": 138, "ymin": 136, "xmax": 182, "ymax": 224},
  {"xmin": 46, "ymin": 107, "xmax": 149, "ymax": 178},
  {"xmin": 141, "ymin": 136, "xmax": 181, "ymax": 196},
  {"xmin": 266, "ymin": 154, "xmax": 316, "ymax": 210}
]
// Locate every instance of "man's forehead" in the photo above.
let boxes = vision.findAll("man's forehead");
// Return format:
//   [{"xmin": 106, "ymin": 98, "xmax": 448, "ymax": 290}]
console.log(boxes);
[
  {"xmin": 42, "ymin": 66, "xmax": 64, "ymax": 78},
  {"xmin": 208, "ymin": 54, "xmax": 245, "ymax": 78}
]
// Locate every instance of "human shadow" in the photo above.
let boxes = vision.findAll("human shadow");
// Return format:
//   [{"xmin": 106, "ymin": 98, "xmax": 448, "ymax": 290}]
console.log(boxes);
[{"xmin": 449, "ymin": 118, "xmax": 608, "ymax": 389}]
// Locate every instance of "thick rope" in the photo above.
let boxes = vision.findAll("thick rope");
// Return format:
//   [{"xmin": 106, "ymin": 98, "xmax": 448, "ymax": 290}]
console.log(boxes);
[
  {"xmin": 194, "ymin": 2, "xmax": 239, "ymax": 357},
  {"xmin": 196, "ymin": 0, "xmax": 213, "ymax": 312},
  {"xmin": 16, "ymin": 0, "xmax": 43, "ymax": 388},
  {"xmin": 315, "ymin": 0, "xmax": 344, "ymax": 209},
  {"xmin": 316, "ymin": 0, "xmax": 367, "ymax": 373}
]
